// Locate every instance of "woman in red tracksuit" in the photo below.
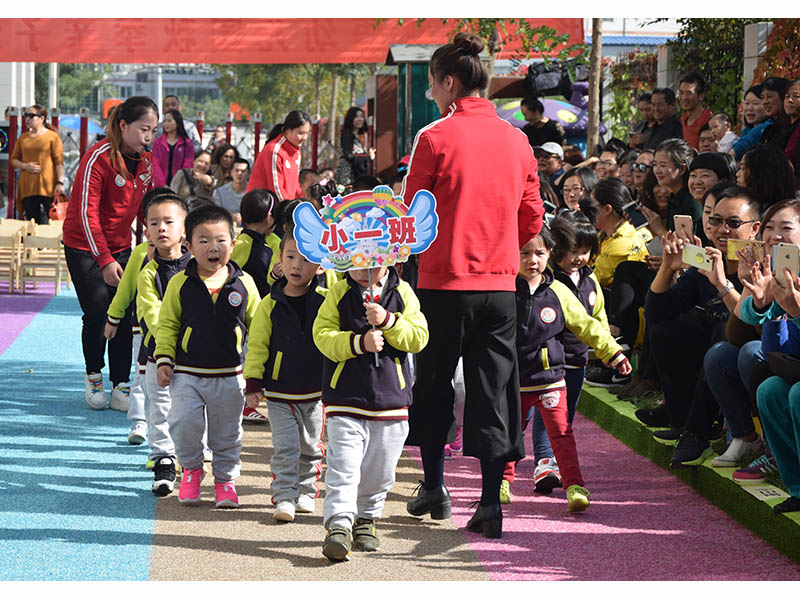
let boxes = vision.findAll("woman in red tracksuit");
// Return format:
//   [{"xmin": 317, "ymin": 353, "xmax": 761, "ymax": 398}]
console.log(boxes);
[
  {"xmin": 62, "ymin": 96, "xmax": 158, "ymax": 412},
  {"xmin": 403, "ymin": 32, "xmax": 544, "ymax": 538},
  {"xmin": 247, "ymin": 110, "xmax": 311, "ymax": 201}
]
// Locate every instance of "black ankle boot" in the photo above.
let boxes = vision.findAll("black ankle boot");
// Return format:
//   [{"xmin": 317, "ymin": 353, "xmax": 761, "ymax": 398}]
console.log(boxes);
[
  {"xmin": 466, "ymin": 503, "xmax": 502, "ymax": 538},
  {"xmin": 406, "ymin": 483, "xmax": 452, "ymax": 519}
]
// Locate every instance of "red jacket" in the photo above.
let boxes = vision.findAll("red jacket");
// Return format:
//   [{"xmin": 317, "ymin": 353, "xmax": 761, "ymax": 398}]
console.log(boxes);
[
  {"xmin": 151, "ymin": 134, "xmax": 194, "ymax": 187},
  {"xmin": 247, "ymin": 133, "xmax": 302, "ymax": 201},
  {"xmin": 63, "ymin": 141, "xmax": 154, "ymax": 269},
  {"xmin": 401, "ymin": 96, "xmax": 544, "ymax": 291}
]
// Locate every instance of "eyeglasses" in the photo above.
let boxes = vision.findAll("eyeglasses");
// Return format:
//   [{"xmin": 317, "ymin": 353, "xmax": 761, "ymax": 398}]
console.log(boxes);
[
  {"xmin": 707, "ymin": 216, "xmax": 757, "ymax": 229},
  {"xmin": 563, "ymin": 185, "xmax": 585, "ymax": 196},
  {"xmin": 23, "ymin": 112, "xmax": 41, "ymax": 119},
  {"xmin": 631, "ymin": 162, "xmax": 652, "ymax": 172}
]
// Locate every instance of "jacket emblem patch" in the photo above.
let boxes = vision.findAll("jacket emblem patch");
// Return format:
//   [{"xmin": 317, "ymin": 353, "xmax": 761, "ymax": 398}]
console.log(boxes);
[
  {"xmin": 588, "ymin": 291, "xmax": 597, "ymax": 307},
  {"xmin": 539, "ymin": 307, "xmax": 557, "ymax": 324},
  {"xmin": 228, "ymin": 291, "xmax": 243, "ymax": 307},
  {"xmin": 540, "ymin": 391, "xmax": 561, "ymax": 409},
  {"xmin": 115, "ymin": 174, "xmax": 126, "ymax": 187},
  {"xmin": 285, "ymin": 159, "xmax": 291, "ymax": 169}
]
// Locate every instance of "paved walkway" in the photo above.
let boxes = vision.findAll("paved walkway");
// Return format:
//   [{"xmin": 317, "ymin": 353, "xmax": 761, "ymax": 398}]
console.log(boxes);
[{"xmin": 1, "ymin": 287, "xmax": 799, "ymax": 580}]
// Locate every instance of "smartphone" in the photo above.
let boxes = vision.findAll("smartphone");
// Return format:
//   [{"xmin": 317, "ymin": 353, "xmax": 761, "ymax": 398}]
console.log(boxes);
[
  {"xmin": 646, "ymin": 236, "xmax": 663, "ymax": 257},
  {"xmin": 682, "ymin": 243, "xmax": 714, "ymax": 272},
  {"xmin": 543, "ymin": 200, "xmax": 558, "ymax": 214},
  {"xmin": 772, "ymin": 242, "xmax": 800, "ymax": 285},
  {"xmin": 623, "ymin": 201, "xmax": 648, "ymax": 229},
  {"xmin": 726, "ymin": 239, "xmax": 765, "ymax": 262},
  {"xmin": 674, "ymin": 215, "xmax": 694, "ymax": 240},
  {"xmin": 544, "ymin": 213, "xmax": 555, "ymax": 226}
]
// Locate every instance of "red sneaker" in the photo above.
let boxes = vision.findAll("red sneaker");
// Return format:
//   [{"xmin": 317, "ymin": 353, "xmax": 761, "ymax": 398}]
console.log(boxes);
[
  {"xmin": 243, "ymin": 406, "xmax": 268, "ymax": 423},
  {"xmin": 178, "ymin": 468, "xmax": 204, "ymax": 504},
  {"xmin": 215, "ymin": 481, "xmax": 240, "ymax": 508}
]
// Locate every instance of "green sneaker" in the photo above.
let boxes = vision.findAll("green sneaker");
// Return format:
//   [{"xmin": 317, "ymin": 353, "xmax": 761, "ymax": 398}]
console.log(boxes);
[
  {"xmin": 566, "ymin": 484, "xmax": 590, "ymax": 512},
  {"xmin": 322, "ymin": 527, "xmax": 352, "ymax": 562},
  {"xmin": 352, "ymin": 518, "xmax": 380, "ymax": 551},
  {"xmin": 499, "ymin": 479, "xmax": 512, "ymax": 504}
]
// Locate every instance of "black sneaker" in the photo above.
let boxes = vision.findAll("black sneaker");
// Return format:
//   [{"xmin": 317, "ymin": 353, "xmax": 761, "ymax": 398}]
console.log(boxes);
[
  {"xmin": 352, "ymin": 518, "xmax": 380, "ymax": 551},
  {"xmin": 322, "ymin": 527, "xmax": 352, "ymax": 561},
  {"xmin": 585, "ymin": 365, "xmax": 631, "ymax": 388},
  {"xmin": 773, "ymin": 496, "xmax": 800, "ymax": 514},
  {"xmin": 670, "ymin": 432, "xmax": 712, "ymax": 469},
  {"xmin": 635, "ymin": 405, "xmax": 670, "ymax": 427},
  {"xmin": 653, "ymin": 427, "xmax": 682, "ymax": 441},
  {"xmin": 152, "ymin": 457, "xmax": 176, "ymax": 497}
]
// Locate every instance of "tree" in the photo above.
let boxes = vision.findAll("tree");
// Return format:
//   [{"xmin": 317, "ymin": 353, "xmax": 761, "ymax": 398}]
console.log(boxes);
[{"xmin": 587, "ymin": 19, "xmax": 602, "ymax": 154}]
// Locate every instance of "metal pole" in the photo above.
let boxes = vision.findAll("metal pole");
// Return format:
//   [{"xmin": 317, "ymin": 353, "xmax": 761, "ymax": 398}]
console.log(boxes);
[
  {"xmin": 196, "ymin": 111, "xmax": 204, "ymax": 141},
  {"xmin": 311, "ymin": 114, "xmax": 320, "ymax": 171},
  {"xmin": 48, "ymin": 63, "xmax": 59, "ymax": 111},
  {"xmin": 51, "ymin": 107, "xmax": 60, "ymax": 130},
  {"xmin": 225, "ymin": 112, "xmax": 233, "ymax": 144},
  {"xmin": 367, "ymin": 115, "xmax": 375, "ymax": 176},
  {"xmin": 156, "ymin": 66, "xmax": 163, "ymax": 119},
  {"xmin": 80, "ymin": 107, "xmax": 89, "ymax": 157},
  {"xmin": 253, "ymin": 112, "xmax": 262, "ymax": 161},
  {"xmin": 7, "ymin": 107, "xmax": 18, "ymax": 218}
]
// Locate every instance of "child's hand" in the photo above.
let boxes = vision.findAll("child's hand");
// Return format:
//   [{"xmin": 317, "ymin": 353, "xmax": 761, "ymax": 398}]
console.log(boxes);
[
  {"xmin": 245, "ymin": 392, "xmax": 262, "ymax": 409},
  {"xmin": 271, "ymin": 263, "xmax": 283, "ymax": 279},
  {"xmin": 157, "ymin": 365, "xmax": 173, "ymax": 388},
  {"xmin": 616, "ymin": 356, "xmax": 632, "ymax": 376},
  {"xmin": 364, "ymin": 302, "xmax": 387, "ymax": 327},
  {"xmin": 104, "ymin": 323, "xmax": 118, "ymax": 340},
  {"xmin": 364, "ymin": 329, "xmax": 384, "ymax": 353}
]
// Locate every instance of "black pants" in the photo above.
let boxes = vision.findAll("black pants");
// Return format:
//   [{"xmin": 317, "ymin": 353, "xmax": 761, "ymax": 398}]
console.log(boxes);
[
  {"xmin": 23, "ymin": 195, "xmax": 53, "ymax": 224},
  {"xmin": 608, "ymin": 261, "xmax": 655, "ymax": 347},
  {"xmin": 650, "ymin": 311, "xmax": 726, "ymax": 429},
  {"xmin": 410, "ymin": 289, "xmax": 524, "ymax": 465},
  {"xmin": 64, "ymin": 245, "xmax": 133, "ymax": 386}
]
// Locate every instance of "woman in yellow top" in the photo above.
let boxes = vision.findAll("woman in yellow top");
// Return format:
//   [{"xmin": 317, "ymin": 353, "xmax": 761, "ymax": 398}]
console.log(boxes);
[
  {"xmin": 583, "ymin": 178, "xmax": 650, "ymax": 289},
  {"xmin": 9, "ymin": 105, "xmax": 65, "ymax": 223}
]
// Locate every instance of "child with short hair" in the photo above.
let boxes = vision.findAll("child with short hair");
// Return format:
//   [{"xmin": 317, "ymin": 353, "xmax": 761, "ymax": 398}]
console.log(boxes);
[
  {"xmin": 502, "ymin": 227, "xmax": 630, "ymax": 513},
  {"xmin": 231, "ymin": 189, "xmax": 281, "ymax": 422},
  {"xmin": 708, "ymin": 112, "xmax": 740, "ymax": 154},
  {"xmin": 313, "ymin": 264, "xmax": 428, "ymax": 561},
  {"xmin": 243, "ymin": 232, "xmax": 327, "ymax": 522},
  {"xmin": 155, "ymin": 205, "xmax": 260, "ymax": 508},
  {"xmin": 136, "ymin": 193, "xmax": 191, "ymax": 496}
]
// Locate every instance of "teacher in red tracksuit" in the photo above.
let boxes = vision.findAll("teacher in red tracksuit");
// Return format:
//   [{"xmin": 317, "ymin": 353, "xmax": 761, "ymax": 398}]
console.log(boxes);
[
  {"xmin": 247, "ymin": 110, "xmax": 311, "ymax": 201},
  {"xmin": 403, "ymin": 33, "xmax": 544, "ymax": 538},
  {"xmin": 63, "ymin": 96, "xmax": 158, "ymax": 412}
]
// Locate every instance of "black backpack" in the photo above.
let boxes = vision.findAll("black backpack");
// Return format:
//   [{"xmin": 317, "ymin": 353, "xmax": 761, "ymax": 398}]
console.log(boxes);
[{"xmin": 524, "ymin": 61, "xmax": 589, "ymax": 100}]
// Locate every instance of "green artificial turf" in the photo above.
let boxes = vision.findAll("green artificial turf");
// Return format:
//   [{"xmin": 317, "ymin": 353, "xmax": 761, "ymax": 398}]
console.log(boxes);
[{"xmin": 577, "ymin": 385, "xmax": 800, "ymax": 564}]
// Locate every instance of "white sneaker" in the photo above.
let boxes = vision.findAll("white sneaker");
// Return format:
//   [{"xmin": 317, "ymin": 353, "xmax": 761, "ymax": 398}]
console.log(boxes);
[
  {"xmin": 203, "ymin": 448, "xmax": 213, "ymax": 462},
  {"xmin": 274, "ymin": 500, "xmax": 296, "ymax": 522},
  {"xmin": 128, "ymin": 420, "xmax": 147, "ymax": 445},
  {"xmin": 296, "ymin": 494, "xmax": 316, "ymax": 513},
  {"xmin": 85, "ymin": 373, "xmax": 107, "ymax": 410},
  {"xmin": 109, "ymin": 383, "xmax": 131, "ymax": 412},
  {"xmin": 711, "ymin": 437, "xmax": 764, "ymax": 467}
]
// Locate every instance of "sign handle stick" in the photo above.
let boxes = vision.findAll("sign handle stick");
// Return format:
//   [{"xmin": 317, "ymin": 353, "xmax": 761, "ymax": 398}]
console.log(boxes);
[{"xmin": 369, "ymin": 268, "xmax": 380, "ymax": 368}]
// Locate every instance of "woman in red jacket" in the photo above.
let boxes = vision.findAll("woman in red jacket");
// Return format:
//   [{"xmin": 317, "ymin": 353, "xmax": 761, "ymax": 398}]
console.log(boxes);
[
  {"xmin": 151, "ymin": 109, "xmax": 194, "ymax": 186},
  {"xmin": 247, "ymin": 110, "xmax": 310, "ymax": 201},
  {"xmin": 403, "ymin": 33, "xmax": 544, "ymax": 538},
  {"xmin": 63, "ymin": 96, "xmax": 158, "ymax": 412}
]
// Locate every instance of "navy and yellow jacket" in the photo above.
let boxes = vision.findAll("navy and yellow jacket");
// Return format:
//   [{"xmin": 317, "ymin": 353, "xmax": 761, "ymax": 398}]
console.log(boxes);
[
  {"xmin": 136, "ymin": 248, "xmax": 193, "ymax": 361},
  {"xmin": 517, "ymin": 270, "xmax": 625, "ymax": 393},
  {"xmin": 107, "ymin": 241, "xmax": 149, "ymax": 335},
  {"xmin": 154, "ymin": 259, "xmax": 260, "ymax": 377},
  {"xmin": 230, "ymin": 228, "xmax": 281, "ymax": 298},
  {"xmin": 551, "ymin": 263, "xmax": 611, "ymax": 368},
  {"xmin": 243, "ymin": 278, "xmax": 328, "ymax": 402},
  {"xmin": 313, "ymin": 267, "xmax": 429, "ymax": 420}
]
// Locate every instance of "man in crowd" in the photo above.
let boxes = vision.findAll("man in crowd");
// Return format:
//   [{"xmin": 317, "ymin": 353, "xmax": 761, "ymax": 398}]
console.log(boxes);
[
  {"xmin": 644, "ymin": 88, "xmax": 684, "ymax": 149},
  {"xmin": 630, "ymin": 93, "xmax": 655, "ymax": 149},
  {"xmin": 212, "ymin": 157, "xmax": 250, "ymax": 225},
  {"xmin": 679, "ymin": 72, "xmax": 713, "ymax": 150},
  {"xmin": 534, "ymin": 142, "xmax": 565, "ymax": 186}
]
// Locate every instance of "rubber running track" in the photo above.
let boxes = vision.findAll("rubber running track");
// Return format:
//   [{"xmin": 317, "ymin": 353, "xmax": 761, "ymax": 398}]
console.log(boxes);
[{"xmin": 1, "ymin": 286, "xmax": 798, "ymax": 580}]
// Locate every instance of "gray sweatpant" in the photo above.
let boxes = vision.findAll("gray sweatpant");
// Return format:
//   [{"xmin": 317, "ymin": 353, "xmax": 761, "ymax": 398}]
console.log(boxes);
[
  {"xmin": 267, "ymin": 399, "xmax": 324, "ymax": 504},
  {"xmin": 323, "ymin": 415, "xmax": 408, "ymax": 530},
  {"xmin": 127, "ymin": 334, "xmax": 146, "ymax": 423},
  {"xmin": 168, "ymin": 373, "xmax": 245, "ymax": 482},
  {"xmin": 145, "ymin": 361, "xmax": 175, "ymax": 461}
]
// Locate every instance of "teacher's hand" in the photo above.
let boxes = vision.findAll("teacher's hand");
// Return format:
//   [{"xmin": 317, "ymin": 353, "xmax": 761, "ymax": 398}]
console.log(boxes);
[
  {"xmin": 53, "ymin": 182, "xmax": 65, "ymax": 196},
  {"xmin": 102, "ymin": 261, "xmax": 124, "ymax": 286},
  {"xmin": 26, "ymin": 162, "xmax": 42, "ymax": 174}
]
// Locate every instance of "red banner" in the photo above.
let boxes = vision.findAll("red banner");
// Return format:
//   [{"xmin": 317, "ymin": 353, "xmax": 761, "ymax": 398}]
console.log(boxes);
[{"xmin": 0, "ymin": 18, "xmax": 583, "ymax": 64}]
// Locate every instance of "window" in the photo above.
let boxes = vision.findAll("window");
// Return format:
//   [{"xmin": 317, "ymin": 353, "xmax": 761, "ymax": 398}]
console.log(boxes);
[{"xmin": 136, "ymin": 72, "xmax": 148, "ymax": 83}]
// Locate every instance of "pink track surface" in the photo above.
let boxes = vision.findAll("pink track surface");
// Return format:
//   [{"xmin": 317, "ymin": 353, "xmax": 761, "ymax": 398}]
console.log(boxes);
[
  {"xmin": 0, "ymin": 284, "xmax": 54, "ymax": 355},
  {"xmin": 409, "ymin": 414, "xmax": 800, "ymax": 580}
]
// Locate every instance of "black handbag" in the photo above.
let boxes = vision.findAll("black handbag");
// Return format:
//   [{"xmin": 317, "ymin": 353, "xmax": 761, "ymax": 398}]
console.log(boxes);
[{"xmin": 766, "ymin": 352, "xmax": 800, "ymax": 385}]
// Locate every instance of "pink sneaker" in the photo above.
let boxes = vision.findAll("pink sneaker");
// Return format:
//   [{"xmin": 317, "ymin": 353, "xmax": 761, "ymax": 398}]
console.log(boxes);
[
  {"xmin": 450, "ymin": 427, "xmax": 463, "ymax": 453},
  {"xmin": 215, "ymin": 481, "xmax": 240, "ymax": 508},
  {"xmin": 178, "ymin": 468, "xmax": 205, "ymax": 504}
]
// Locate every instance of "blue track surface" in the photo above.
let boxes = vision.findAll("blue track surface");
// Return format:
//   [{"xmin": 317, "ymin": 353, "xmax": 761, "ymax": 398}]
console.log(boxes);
[{"xmin": 0, "ymin": 290, "xmax": 154, "ymax": 580}]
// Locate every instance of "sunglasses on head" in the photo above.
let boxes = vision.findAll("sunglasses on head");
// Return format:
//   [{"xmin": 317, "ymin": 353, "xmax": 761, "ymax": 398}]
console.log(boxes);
[
  {"xmin": 631, "ymin": 162, "xmax": 651, "ymax": 172},
  {"xmin": 707, "ymin": 216, "xmax": 757, "ymax": 229}
]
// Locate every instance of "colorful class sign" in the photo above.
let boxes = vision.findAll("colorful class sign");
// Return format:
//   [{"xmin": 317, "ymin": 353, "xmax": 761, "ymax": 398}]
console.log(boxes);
[{"xmin": 293, "ymin": 185, "xmax": 438, "ymax": 272}]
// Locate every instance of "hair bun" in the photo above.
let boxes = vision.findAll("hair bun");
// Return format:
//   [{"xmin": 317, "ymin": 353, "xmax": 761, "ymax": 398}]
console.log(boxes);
[{"xmin": 453, "ymin": 32, "xmax": 483, "ymax": 56}]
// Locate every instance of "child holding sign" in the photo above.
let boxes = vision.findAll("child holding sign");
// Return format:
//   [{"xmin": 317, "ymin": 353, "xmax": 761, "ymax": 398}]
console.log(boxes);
[{"xmin": 313, "ymin": 263, "xmax": 428, "ymax": 561}]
